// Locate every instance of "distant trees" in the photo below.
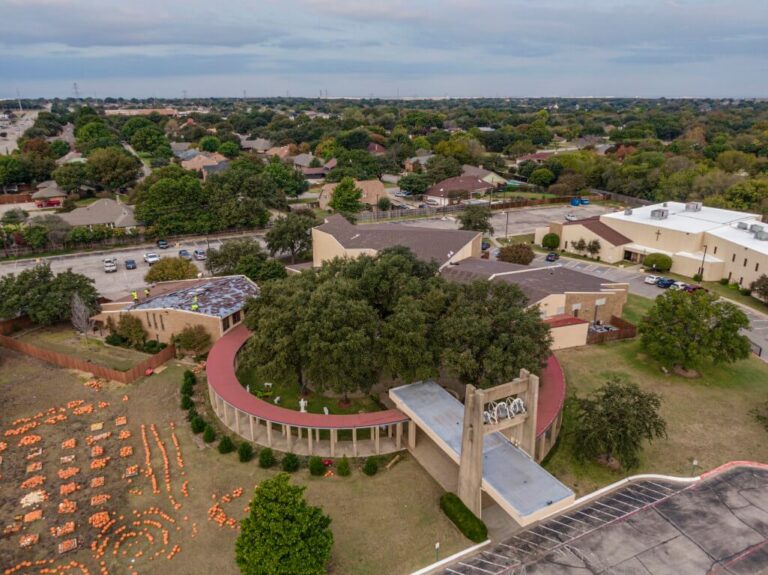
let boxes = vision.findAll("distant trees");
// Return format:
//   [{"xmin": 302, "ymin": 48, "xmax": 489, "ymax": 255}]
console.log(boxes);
[
  {"xmin": 528, "ymin": 167, "xmax": 556, "ymax": 187},
  {"xmin": 87, "ymin": 148, "xmax": 141, "ymax": 191},
  {"xmin": 457, "ymin": 206, "xmax": 493, "ymax": 234},
  {"xmin": 398, "ymin": 173, "xmax": 431, "ymax": 196},
  {"xmin": 573, "ymin": 378, "xmax": 667, "ymax": 470},
  {"xmin": 639, "ymin": 290, "xmax": 751, "ymax": 372}
]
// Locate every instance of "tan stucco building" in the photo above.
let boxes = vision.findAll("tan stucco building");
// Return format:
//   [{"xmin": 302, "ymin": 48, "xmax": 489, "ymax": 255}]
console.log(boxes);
[
  {"xmin": 312, "ymin": 214, "xmax": 482, "ymax": 269},
  {"xmin": 93, "ymin": 276, "xmax": 259, "ymax": 345},
  {"xmin": 536, "ymin": 202, "xmax": 768, "ymax": 285}
]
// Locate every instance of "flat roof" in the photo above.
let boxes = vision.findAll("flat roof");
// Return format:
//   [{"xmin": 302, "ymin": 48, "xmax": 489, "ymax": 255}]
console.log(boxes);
[
  {"xmin": 705, "ymin": 219, "xmax": 768, "ymax": 256},
  {"xmin": 602, "ymin": 202, "xmax": 756, "ymax": 234},
  {"xmin": 390, "ymin": 381, "xmax": 573, "ymax": 520}
]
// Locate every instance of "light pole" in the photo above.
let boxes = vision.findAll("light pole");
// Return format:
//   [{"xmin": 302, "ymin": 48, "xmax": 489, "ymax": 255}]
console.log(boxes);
[{"xmin": 435, "ymin": 541, "xmax": 440, "ymax": 562}]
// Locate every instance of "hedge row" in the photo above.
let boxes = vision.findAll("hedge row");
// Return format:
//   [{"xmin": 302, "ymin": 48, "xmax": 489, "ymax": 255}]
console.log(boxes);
[{"xmin": 439, "ymin": 493, "xmax": 488, "ymax": 543}]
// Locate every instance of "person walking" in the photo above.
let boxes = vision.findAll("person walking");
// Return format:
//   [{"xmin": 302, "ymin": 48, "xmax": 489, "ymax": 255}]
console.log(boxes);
[{"xmin": 131, "ymin": 290, "xmax": 138, "ymax": 303}]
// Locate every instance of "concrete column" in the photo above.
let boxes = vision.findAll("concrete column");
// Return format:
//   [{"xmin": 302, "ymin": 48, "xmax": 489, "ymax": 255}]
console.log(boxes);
[
  {"xmin": 308, "ymin": 428, "xmax": 313, "ymax": 455},
  {"xmin": 388, "ymin": 425, "xmax": 393, "ymax": 438},
  {"xmin": 352, "ymin": 428, "xmax": 358, "ymax": 458},
  {"xmin": 395, "ymin": 422, "xmax": 403, "ymax": 450},
  {"xmin": 408, "ymin": 420, "xmax": 416, "ymax": 449},
  {"xmin": 457, "ymin": 385, "xmax": 485, "ymax": 518},
  {"xmin": 286, "ymin": 425, "xmax": 293, "ymax": 452},
  {"xmin": 235, "ymin": 409, "xmax": 241, "ymax": 435},
  {"xmin": 249, "ymin": 416, "xmax": 255, "ymax": 441},
  {"xmin": 375, "ymin": 427, "xmax": 380, "ymax": 455},
  {"xmin": 267, "ymin": 423, "xmax": 273, "ymax": 447},
  {"xmin": 330, "ymin": 429, "xmax": 337, "ymax": 457}
]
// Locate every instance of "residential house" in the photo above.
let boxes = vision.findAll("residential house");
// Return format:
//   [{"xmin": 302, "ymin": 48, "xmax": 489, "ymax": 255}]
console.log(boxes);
[
  {"xmin": 515, "ymin": 152, "xmax": 554, "ymax": 166},
  {"xmin": 367, "ymin": 142, "xmax": 387, "ymax": 156},
  {"xmin": 31, "ymin": 181, "xmax": 67, "ymax": 201},
  {"xmin": 181, "ymin": 152, "xmax": 227, "ymax": 173},
  {"xmin": 202, "ymin": 161, "xmax": 230, "ymax": 181},
  {"xmin": 240, "ymin": 137, "xmax": 272, "ymax": 153},
  {"xmin": 59, "ymin": 198, "xmax": 138, "ymax": 230},
  {"xmin": 92, "ymin": 276, "xmax": 259, "ymax": 345},
  {"xmin": 424, "ymin": 176, "xmax": 494, "ymax": 207},
  {"xmin": 265, "ymin": 145, "xmax": 292, "ymax": 159},
  {"xmin": 405, "ymin": 153, "xmax": 435, "ymax": 172},
  {"xmin": 318, "ymin": 179, "xmax": 386, "ymax": 210},
  {"xmin": 461, "ymin": 164, "xmax": 507, "ymax": 186},
  {"xmin": 55, "ymin": 151, "xmax": 84, "ymax": 166}
]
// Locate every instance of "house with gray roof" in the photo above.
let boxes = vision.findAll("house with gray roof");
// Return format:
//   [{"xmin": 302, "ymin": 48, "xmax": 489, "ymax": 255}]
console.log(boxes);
[{"xmin": 58, "ymin": 199, "xmax": 138, "ymax": 229}]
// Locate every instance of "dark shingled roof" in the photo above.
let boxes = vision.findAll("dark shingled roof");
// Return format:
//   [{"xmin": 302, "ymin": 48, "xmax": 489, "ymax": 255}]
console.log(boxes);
[
  {"xmin": 426, "ymin": 176, "xmax": 494, "ymax": 198},
  {"xmin": 564, "ymin": 216, "xmax": 632, "ymax": 246},
  {"xmin": 316, "ymin": 214, "xmax": 480, "ymax": 267},
  {"xmin": 440, "ymin": 258, "xmax": 612, "ymax": 302}
]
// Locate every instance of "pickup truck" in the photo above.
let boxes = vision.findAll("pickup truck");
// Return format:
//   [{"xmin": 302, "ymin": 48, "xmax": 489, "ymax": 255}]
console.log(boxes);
[
  {"xmin": 103, "ymin": 257, "xmax": 118, "ymax": 273},
  {"xmin": 143, "ymin": 252, "xmax": 160, "ymax": 265}
]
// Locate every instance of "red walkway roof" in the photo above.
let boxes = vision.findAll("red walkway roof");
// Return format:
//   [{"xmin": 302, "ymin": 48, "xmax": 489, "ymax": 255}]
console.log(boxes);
[{"xmin": 206, "ymin": 324, "xmax": 567, "ymax": 436}]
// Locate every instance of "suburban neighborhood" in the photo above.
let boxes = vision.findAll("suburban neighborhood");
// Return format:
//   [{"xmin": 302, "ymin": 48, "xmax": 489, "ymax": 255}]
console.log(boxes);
[{"xmin": 3, "ymin": 13, "xmax": 768, "ymax": 572}]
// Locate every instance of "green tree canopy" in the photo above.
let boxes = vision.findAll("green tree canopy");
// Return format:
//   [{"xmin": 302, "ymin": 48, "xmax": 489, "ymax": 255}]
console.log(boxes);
[
  {"xmin": 235, "ymin": 473, "xmax": 332, "ymax": 575},
  {"xmin": 329, "ymin": 177, "xmax": 363, "ymax": 214},
  {"xmin": 265, "ymin": 211, "xmax": 318, "ymax": 264},
  {"xmin": 144, "ymin": 257, "xmax": 200, "ymax": 283},
  {"xmin": 457, "ymin": 206, "xmax": 493, "ymax": 234},
  {"xmin": 135, "ymin": 175, "xmax": 210, "ymax": 235},
  {"xmin": 542, "ymin": 232, "xmax": 560, "ymax": 250},
  {"xmin": 498, "ymin": 243, "xmax": 535, "ymax": 265},
  {"xmin": 87, "ymin": 148, "xmax": 140, "ymax": 191},
  {"xmin": 53, "ymin": 162, "xmax": 90, "ymax": 193},
  {"xmin": 639, "ymin": 290, "xmax": 751, "ymax": 371},
  {"xmin": 206, "ymin": 239, "xmax": 267, "ymax": 276}
]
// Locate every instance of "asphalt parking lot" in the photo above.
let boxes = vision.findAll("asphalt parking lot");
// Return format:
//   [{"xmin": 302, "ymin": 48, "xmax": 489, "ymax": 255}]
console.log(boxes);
[
  {"xmin": 440, "ymin": 464, "xmax": 768, "ymax": 575},
  {"xmin": 0, "ymin": 235, "xmax": 265, "ymax": 300},
  {"xmin": 389, "ymin": 204, "xmax": 616, "ymax": 238}
]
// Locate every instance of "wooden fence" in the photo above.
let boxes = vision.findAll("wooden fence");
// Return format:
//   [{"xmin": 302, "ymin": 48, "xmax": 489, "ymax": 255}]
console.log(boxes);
[
  {"xmin": 0, "ymin": 193, "xmax": 32, "ymax": 204},
  {"xmin": 586, "ymin": 316, "xmax": 637, "ymax": 345},
  {"xmin": 0, "ymin": 334, "xmax": 177, "ymax": 383}
]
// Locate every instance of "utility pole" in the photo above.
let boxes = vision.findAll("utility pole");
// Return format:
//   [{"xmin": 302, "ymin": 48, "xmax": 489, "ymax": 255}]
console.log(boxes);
[
  {"xmin": 16, "ymin": 89, "xmax": 23, "ymax": 112},
  {"xmin": 72, "ymin": 82, "xmax": 80, "ymax": 99}
]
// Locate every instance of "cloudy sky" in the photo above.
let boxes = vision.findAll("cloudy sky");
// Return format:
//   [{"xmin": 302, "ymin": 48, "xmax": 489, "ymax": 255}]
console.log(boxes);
[{"xmin": 1, "ymin": 0, "xmax": 767, "ymax": 99}]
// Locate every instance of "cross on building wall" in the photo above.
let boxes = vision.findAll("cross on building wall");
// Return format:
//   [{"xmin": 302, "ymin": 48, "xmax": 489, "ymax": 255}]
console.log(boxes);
[{"xmin": 655, "ymin": 229, "xmax": 662, "ymax": 241}]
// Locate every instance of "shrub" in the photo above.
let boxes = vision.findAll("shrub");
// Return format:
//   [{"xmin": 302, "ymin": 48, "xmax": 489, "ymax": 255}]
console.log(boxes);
[
  {"xmin": 183, "ymin": 370, "xmax": 197, "ymax": 386},
  {"xmin": 498, "ymin": 243, "xmax": 535, "ymax": 265},
  {"xmin": 719, "ymin": 278, "xmax": 730, "ymax": 285},
  {"xmin": 362, "ymin": 457, "xmax": 378, "ymax": 476},
  {"xmin": 693, "ymin": 273, "xmax": 703, "ymax": 282},
  {"xmin": 337, "ymin": 455, "xmax": 351, "ymax": 477},
  {"xmin": 542, "ymin": 232, "xmax": 560, "ymax": 250},
  {"xmin": 190, "ymin": 416, "xmax": 206, "ymax": 434},
  {"xmin": 175, "ymin": 325, "xmax": 212, "ymax": 356},
  {"xmin": 186, "ymin": 407, "xmax": 197, "ymax": 422},
  {"xmin": 203, "ymin": 424, "xmax": 216, "ymax": 443},
  {"xmin": 180, "ymin": 394, "xmax": 193, "ymax": 410},
  {"xmin": 740, "ymin": 288, "xmax": 752, "ymax": 296},
  {"xmin": 281, "ymin": 453, "xmax": 300, "ymax": 472},
  {"xmin": 180, "ymin": 379, "xmax": 194, "ymax": 396},
  {"xmin": 105, "ymin": 333, "xmax": 127, "ymax": 347},
  {"xmin": 141, "ymin": 339, "xmax": 166, "ymax": 354},
  {"xmin": 258, "ymin": 448, "xmax": 275, "ymax": 468},
  {"xmin": 309, "ymin": 456, "xmax": 325, "ymax": 476},
  {"xmin": 218, "ymin": 436, "xmax": 235, "ymax": 454},
  {"xmin": 238, "ymin": 442, "xmax": 254, "ymax": 462},
  {"xmin": 439, "ymin": 493, "xmax": 488, "ymax": 543},
  {"xmin": 643, "ymin": 253, "xmax": 672, "ymax": 272}
]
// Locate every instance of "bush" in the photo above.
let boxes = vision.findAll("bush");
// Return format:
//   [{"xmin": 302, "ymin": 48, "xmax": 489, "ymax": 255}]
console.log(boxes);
[
  {"xmin": 175, "ymin": 325, "xmax": 212, "ymax": 356},
  {"xmin": 259, "ymin": 447, "xmax": 275, "ymax": 468},
  {"xmin": 218, "ymin": 436, "xmax": 235, "ymax": 454},
  {"xmin": 309, "ymin": 456, "xmax": 325, "ymax": 476},
  {"xmin": 141, "ymin": 339, "xmax": 166, "ymax": 354},
  {"xmin": 203, "ymin": 424, "xmax": 216, "ymax": 443},
  {"xmin": 190, "ymin": 416, "xmax": 205, "ymax": 434},
  {"xmin": 186, "ymin": 407, "xmax": 197, "ymax": 422},
  {"xmin": 362, "ymin": 457, "xmax": 378, "ymax": 476},
  {"xmin": 180, "ymin": 394, "xmax": 193, "ymax": 410},
  {"xmin": 693, "ymin": 273, "xmax": 703, "ymax": 282},
  {"xmin": 281, "ymin": 453, "xmax": 300, "ymax": 472},
  {"xmin": 740, "ymin": 288, "xmax": 752, "ymax": 296},
  {"xmin": 439, "ymin": 493, "xmax": 488, "ymax": 543},
  {"xmin": 180, "ymin": 379, "xmax": 194, "ymax": 396},
  {"xmin": 497, "ymin": 243, "xmax": 535, "ymax": 265},
  {"xmin": 238, "ymin": 442, "xmax": 254, "ymax": 462},
  {"xmin": 542, "ymin": 232, "xmax": 560, "ymax": 250},
  {"xmin": 183, "ymin": 370, "xmax": 197, "ymax": 386},
  {"xmin": 337, "ymin": 455, "xmax": 351, "ymax": 477},
  {"xmin": 105, "ymin": 333, "xmax": 127, "ymax": 347},
  {"xmin": 720, "ymin": 278, "xmax": 730, "ymax": 285},
  {"xmin": 643, "ymin": 253, "xmax": 672, "ymax": 272}
]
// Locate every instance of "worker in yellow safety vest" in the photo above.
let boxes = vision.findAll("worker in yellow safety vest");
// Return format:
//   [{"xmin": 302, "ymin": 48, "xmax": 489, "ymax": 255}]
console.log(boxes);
[{"xmin": 131, "ymin": 290, "xmax": 138, "ymax": 302}]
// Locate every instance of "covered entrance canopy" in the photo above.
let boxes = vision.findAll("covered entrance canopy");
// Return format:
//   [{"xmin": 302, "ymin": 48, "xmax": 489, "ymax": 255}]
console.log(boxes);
[{"xmin": 390, "ymin": 381, "xmax": 574, "ymax": 526}]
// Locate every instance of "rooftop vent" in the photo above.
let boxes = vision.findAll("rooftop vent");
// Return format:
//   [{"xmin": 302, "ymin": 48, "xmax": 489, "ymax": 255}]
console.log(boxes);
[
  {"xmin": 749, "ymin": 224, "xmax": 763, "ymax": 233},
  {"xmin": 624, "ymin": 208, "xmax": 633, "ymax": 216},
  {"xmin": 737, "ymin": 222, "xmax": 749, "ymax": 230},
  {"xmin": 756, "ymin": 231, "xmax": 768, "ymax": 241},
  {"xmin": 685, "ymin": 201, "xmax": 703, "ymax": 212},
  {"xmin": 662, "ymin": 202, "xmax": 668, "ymax": 207},
  {"xmin": 650, "ymin": 208, "xmax": 669, "ymax": 220}
]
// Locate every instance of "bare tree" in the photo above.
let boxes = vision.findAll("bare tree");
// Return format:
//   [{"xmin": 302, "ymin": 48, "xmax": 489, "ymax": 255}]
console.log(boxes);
[{"xmin": 71, "ymin": 292, "xmax": 92, "ymax": 339}]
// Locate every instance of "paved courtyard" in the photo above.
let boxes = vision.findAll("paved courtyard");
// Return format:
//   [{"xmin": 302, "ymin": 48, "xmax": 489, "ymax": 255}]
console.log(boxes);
[{"xmin": 440, "ymin": 464, "xmax": 768, "ymax": 574}]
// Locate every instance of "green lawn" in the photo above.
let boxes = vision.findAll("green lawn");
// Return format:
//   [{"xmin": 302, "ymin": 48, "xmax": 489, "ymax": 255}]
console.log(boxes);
[
  {"xmin": 497, "ymin": 233, "xmax": 535, "ymax": 245},
  {"xmin": 621, "ymin": 293, "xmax": 654, "ymax": 325},
  {"xmin": 236, "ymin": 368, "xmax": 383, "ymax": 416},
  {"xmin": 16, "ymin": 326, "xmax": 151, "ymax": 371},
  {"xmin": 545, "ymin": 339, "xmax": 768, "ymax": 495},
  {"xmin": 488, "ymin": 191, "xmax": 556, "ymax": 200}
]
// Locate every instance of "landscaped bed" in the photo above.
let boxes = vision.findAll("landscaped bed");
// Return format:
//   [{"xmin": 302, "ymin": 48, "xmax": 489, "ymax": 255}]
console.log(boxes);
[
  {"xmin": 546, "ymin": 334, "xmax": 768, "ymax": 495},
  {"xmin": 16, "ymin": 325, "xmax": 151, "ymax": 371}
]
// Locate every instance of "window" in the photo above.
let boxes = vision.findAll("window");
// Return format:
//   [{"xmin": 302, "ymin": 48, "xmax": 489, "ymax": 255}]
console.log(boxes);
[
  {"xmin": 222, "ymin": 316, "xmax": 231, "ymax": 332},
  {"xmin": 595, "ymin": 298, "xmax": 606, "ymax": 306},
  {"xmin": 728, "ymin": 271, "xmax": 732, "ymax": 281},
  {"xmin": 756, "ymin": 263, "xmax": 760, "ymax": 273},
  {"xmin": 739, "ymin": 277, "xmax": 743, "ymax": 286},
  {"xmin": 152, "ymin": 314, "xmax": 158, "ymax": 329},
  {"xmin": 232, "ymin": 311, "xmax": 241, "ymax": 324},
  {"xmin": 159, "ymin": 315, "xmax": 164, "ymax": 331},
  {"xmin": 713, "ymin": 246, "xmax": 717, "ymax": 255},
  {"xmin": 732, "ymin": 254, "xmax": 736, "ymax": 262},
  {"xmin": 744, "ymin": 258, "xmax": 748, "ymax": 267}
]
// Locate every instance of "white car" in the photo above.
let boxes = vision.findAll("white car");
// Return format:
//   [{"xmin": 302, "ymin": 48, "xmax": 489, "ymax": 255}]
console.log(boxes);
[
  {"xmin": 424, "ymin": 198, "xmax": 441, "ymax": 206},
  {"xmin": 644, "ymin": 275, "xmax": 661, "ymax": 285},
  {"xmin": 143, "ymin": 252, "xmax": 160, "ymax": 265},
  {"xmin": 564, "ymin": 213, "xmax": 578, "ymax": 222},
  {"xmin": 103, "ymin": 257, "xmax": 118, "ymax": 273},
  {"xmin": 669, "ymin": 281, "xmax": 687, "ymax": 290}
]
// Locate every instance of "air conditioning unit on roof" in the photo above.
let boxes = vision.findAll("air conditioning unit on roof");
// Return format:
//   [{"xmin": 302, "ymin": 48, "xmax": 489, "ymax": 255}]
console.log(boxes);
[
  {"xmin": 650, "ymin": 208, "xmax": 669, "ymax": 220},
  {"xmin": 737, "ymin": 222, "xmax": 749, "ymax": 230},
  {"xmin": 750, "ymin": 224, "xmax": 764, "ymax": 233},
  {"xmin": 685, "ymin": 201, "xmax": 702, "ymax": 212},
  {"xmin": 624, "ymin": 208, "xmax": 633, "ymax": 216},
  {"xmin": 756, "ymin": 231, "xmax": 768, "ymax": 241}
]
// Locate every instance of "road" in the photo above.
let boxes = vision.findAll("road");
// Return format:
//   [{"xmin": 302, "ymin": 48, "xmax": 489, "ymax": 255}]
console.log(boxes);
[
  {"xmin": 389, "ymin": 203, "xmax": 614, "ymax": 238},
  {"xmin": 530, "ymin": 254, "xmax": 768, "ymax": 360},
  {"xmin": 123, "ymin": 143, "xmax": 152, "ymax": 182},
  {"xmin": 0, "ymin": 110, "xmax": 40, "ymax": 155},
  {"xmin": 0, "ymin": 234, "xmax": 266, "ymax": 301}
]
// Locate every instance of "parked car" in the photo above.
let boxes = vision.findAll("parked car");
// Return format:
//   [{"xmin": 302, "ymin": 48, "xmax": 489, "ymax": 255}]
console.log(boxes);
[
  {"xmin": 564, "ymin": 213, "xmax": 578, "ymax": 222},
  {"xmin": 655, "ymin": 277, "xmax": 676, "ymax": 288},
  {"xmin": 683, "ymin": 284, "xmax": 705, "ymax": 293},
  {"xmin": 143, "ymin": 252, "xmax": 160, "ymax": 265},
  {"xmin": 546, "ymin": 252, "xmax": 560, "ymax": 262},
  {"xmin": 178, "ymin": 249, "xmax": 192, "ymax": 260},
  {"xmin": 424, "ymin": 198, "xmax": 441, "ymax": 206},
  {"xmin": 394, "ymin": 191, "xmax": 411, "ymax": 198},
  {"xmin": 580, "ymin": 198, "xmax": 591, "ymax": 205},
  {"xmin": 481, "ymin": 240, "xmax": 491, "ymax": 251},
  {"xmin": 125, "ymin": 259, "xmax": 137, "ymax": 270},
  {"xmin": 669, "ymin": 281, "xmax": 688, "ymax": 290},
  {"xmin": 193, "ymin": 249, "xmax": 207, "ymax": 261},
  {"xmin": 570, "ymin": 198, "xmax": 581, "ymax": 207},
  {"xmin": 644, "ymin": 275, "xmax": 662, "ymax": 285},
  {"xmin": 103, "ymin": 257, "xmax": 118, "ymax": 273},
  {"xmin": 156, "ymin": 239, "xmax": 169, "ymax": 249}
]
